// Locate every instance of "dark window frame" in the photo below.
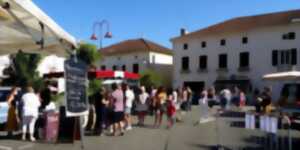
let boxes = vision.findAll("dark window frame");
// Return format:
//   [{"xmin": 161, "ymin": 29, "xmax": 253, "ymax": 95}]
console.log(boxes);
[
  {"xmin": 112, "ymin": 65, "xmax": 117, "ymax": 71},
  {"xmin": 122, "ymin": 65, "xmax": 126, "ymax": 71},
  {"xmin": 101, "ymin": 65, "xmax": 106, "ymax": 70},
  {"xmin": 220, "ymin": 39, "xmax": 226, "ymax": 46},
  {"xmin": 201, "ymin": 41, "xmax": 206, "ymax": 48},
  {"xmin": 133, "ymin": 63, "xmax": 139, "ymax": 73},
  {"xmin": 239, "ymin": 52, "xmax": 250, "ymax": 68},
  {"xmin": 181, "ymin": 57, "xmax": 190, "ymax": 71},
  {"xmin": 199, "ymin": 55, "xmax": 207, "ymax": 70},
  {"xmin": 219, "ymin": 54, "xmax": 227, "ymax": 69},
  {"xmin": 183, "ymin": 43, "xmax": 188, "ymax": 50},
  {"xmin": 242, "ymin": 37, "xmax": 248, "ymax": 44}
]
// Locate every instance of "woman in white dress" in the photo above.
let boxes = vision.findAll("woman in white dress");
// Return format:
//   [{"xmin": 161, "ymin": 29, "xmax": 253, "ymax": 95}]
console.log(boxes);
[
  {"xmin": 21, "ymin": 86, "xmax": 41, "ymax": 141},
  {"xmin": 136, "ymin": 86, "xmax": 149, "ymax": 126},
  {"xmin": 199, "ymin": 90, "xmax": 210, "ymax": 123}
]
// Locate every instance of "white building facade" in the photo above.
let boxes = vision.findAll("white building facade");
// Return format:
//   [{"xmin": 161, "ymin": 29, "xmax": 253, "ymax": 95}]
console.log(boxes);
[
  {"xmin": 98, "ymin": 38, "xmax": 173, "ymax": 86},
  {"xmin": 172, "ymin": 9, "xmax": 300, "ymax": 101}
]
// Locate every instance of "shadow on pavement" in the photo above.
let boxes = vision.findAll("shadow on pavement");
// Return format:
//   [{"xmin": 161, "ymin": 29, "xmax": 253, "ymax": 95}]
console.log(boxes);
[
  {"xmin": 189, "ymin": 143, "xmax": 232, "ymax": 150},
  {"xmin": 219, "ymin": 111, "xmax": 245, "ymax": 118}
]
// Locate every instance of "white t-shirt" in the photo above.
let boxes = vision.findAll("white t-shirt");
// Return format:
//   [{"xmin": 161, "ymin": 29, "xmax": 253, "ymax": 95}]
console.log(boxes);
[
  {"xmin": 139, "ymin": 92, "xmax": 149, "ymax": 104},
  {"xmin": 172, "ymin": 91, "xmax": 178, "ymax": 103},
  {"xmin": 125, "ymin": 89, "xmax": 135, "ymax": 108},
  {"xmin": 22, "ymin": 93, "xmax": 41, "ymax": 118}
]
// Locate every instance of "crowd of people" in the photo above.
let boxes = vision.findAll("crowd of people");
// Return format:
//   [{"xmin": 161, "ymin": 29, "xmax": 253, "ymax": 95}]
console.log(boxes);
[
  {"xmin": 3, "ymin": 83, "xmax": 274, "ymax": 141},
  {"xmin": 87, "ymin": 84, "xmax": 194, "ymax": 136},
  {"xmin": 4, "ymin": 85, "xmax": 57, "ymax": 142}
]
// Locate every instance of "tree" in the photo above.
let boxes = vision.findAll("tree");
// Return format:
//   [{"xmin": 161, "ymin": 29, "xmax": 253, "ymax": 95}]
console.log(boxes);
[
  {"xmin": 3, "ymin": 50, "xmax": 44, "ymax": 91},
  {"xmin": 140, "ymin": 69, "xmax": 164, "ymax": 88},
  {"xmin": 75, "ymin": 43, "xmax": 102, "ymax": 96},
  {"xmin": 75, "ymin": 43, "xmax": 100, "ymax": 67}
]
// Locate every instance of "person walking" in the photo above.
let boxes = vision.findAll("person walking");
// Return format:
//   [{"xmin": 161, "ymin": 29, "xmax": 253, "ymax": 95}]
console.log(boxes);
[
  {"xmin": 124, "ymin": 85, "xmax": 135, "ymax": 130},
  {"xmin": 111, "ymin": 84, "xmax": 125, "ymax": 136},
  {"xmin": 180, "ymin": 87, "xmax": 189, "ymax": 113},
  {"xmin": 198, "ymin": 89, "xmax": 214, "ymax": 124},
  {"xmin": 136, "ymin": 86, "xmax": 149, "ymax": 126},
  {"xmin": 187, "ymin": 87, "xmax": 193, "ymax": 111},
  {"xmin": 220, "ymin": 88, "xmax": 232, "ymax": 111},
  {"xmin": 5, "ymin": 87, "xmax": 20, "ymax": 138},
  {"xmin": 166, "ymin": 94, "xmax": 176, "ymax": 129},
  {"xmin": 153, "ymin": 86, "xmax": 167, "ymax": 128},
  {"xmin": 21, "ymin": 86, "xmax": 41, "ymax": 141},
  {"xmin": 239, "ymin": 90, "xmax": 246, "ymax": 109},
  {"xmin": 94, "ymin": 87, "xmax": 109, "ymax": 135},
  {"xmin": 261, "ymin": 87, "xmax": 272, "ymax": 114},
  {"xmin": 149, "ymin": 86, "xmax": 157, "ymax": 116},
  {"xmin": 253, "ymin": 88, "xmax": 262, "ymax": 113}
]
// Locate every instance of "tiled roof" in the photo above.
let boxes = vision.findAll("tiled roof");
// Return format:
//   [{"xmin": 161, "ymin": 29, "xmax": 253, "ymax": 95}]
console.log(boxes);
[
  {"xmin": 99, "ymin": 38, "xmax": 172, "ymax": 56},
  {"xmin": 172, "ymin": 9, "xmax": 300, "ymax": 41}
]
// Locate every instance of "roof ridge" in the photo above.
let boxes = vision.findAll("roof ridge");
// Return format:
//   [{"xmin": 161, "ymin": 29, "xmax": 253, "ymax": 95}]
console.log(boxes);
[
  {"xmin": 139, "ymin": 38, "xmax": 152, "ymax": 51},
  {"xmin": 171, "ymin": 9, "xmax": 300, "ymax": 41}
]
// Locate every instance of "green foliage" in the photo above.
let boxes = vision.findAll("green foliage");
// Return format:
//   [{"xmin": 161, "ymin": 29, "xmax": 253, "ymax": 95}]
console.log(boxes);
[
  {"xmin": 88, "ymin": 79, "xmax": 102, "ymax": 97},
  {"xmin": 75, "ymin": 43, "xmax": 102, "ymax": 96},
  {"xmin": 3, "ymin": 51, "xmax": 44, "ymax": 90},
  {"xmin": 75, "ymin": 43, "xmax": 100, "ymax": 66},
  {"xmin": 140, "ymin": 69, "xmax": 163, "ymax": 88}
]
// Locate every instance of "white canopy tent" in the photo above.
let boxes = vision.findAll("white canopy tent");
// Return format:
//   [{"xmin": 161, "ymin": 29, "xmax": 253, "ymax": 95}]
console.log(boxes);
[
  {"xmin": 263, "ymin": 71, "xmax": 300, "ymax": 81},
  {"xmin": 37, "ymin": 55, "xmax": 65, "ymax": 77},
  {"xmin": 0, "ymin": 0, "xmax": 76, "ymax": 56},
  {"xmin": 0, "ymin": 55, "xmax": 9, "ymax": 78}
]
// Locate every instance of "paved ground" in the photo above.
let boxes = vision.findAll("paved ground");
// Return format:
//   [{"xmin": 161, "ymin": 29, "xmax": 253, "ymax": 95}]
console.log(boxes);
[{"xmin": 0, "ymin": 107, "xmax": 299, "ymax": 150}]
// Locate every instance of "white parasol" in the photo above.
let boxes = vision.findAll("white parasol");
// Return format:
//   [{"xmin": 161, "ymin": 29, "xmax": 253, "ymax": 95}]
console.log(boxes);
[{"xmin": 262, "ymin": 71, "xmax": 300, "ymax": 81}]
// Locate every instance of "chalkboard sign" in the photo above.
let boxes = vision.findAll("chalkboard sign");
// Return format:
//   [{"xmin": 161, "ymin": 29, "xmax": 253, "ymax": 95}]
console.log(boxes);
[{"xmin": 64, "ymin": 58, "xmax": 88, "ymax": 117}]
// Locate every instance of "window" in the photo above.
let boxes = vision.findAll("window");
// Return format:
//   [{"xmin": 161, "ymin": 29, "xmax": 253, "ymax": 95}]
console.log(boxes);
[
  {"xmin": 199, "ymin": 55, "xmax": 207, "ymax": 70},
  {"xmin": 273, "ymin": 49, "xmax": 297, "ymax": 66},
  {"xmin": 122, "ymin": 65, "xmax": 126, "ymax": 71},
  {"xmin": 239, "ymin": 52, "xmax": 249, "ymax": 68},
  {"xmin": 112, "ymin": 65, "xmax": 117, "ymax": 71},
  {"xmin": 272, "ymin": 50, "xmax": 278, "ymax": 66},
  {"xmin": 220, "ymin": 39, "xmax": 226, "ymax": 46},
  {"xmin": 291, "ymin": 48, "xmax": 297, "ymax": 65},
  {"xmin": 219, "ymin": 54, "xmax": 227, "ymax": 69},
  {"xmin": 181, "ymin": 57, "xmax": 189, "ymax": 71},
  {"xmin": 242, "ymin": 37, "xmax": 248, "ymax": 44},
  {"xmin": 183, "ymin": 43, "xmax": 188, "ymax": 50},
  {"xmin": 101, "ymin": 65, "xmax": 106, "ymax": 70},
  {"xmin": 133, "ymin": 64, "xmax": 139, "ymax": 73},
  {"xmin": 288, "ymin": 32, "xmax": 296, "ymax": 40},
  {"xmin": 201, "ymin": 41, "xmax": 206, "ymax": 48},
  {"xmin": 282, "ymin": 32, "xmax": 296, "ymax": 40}
]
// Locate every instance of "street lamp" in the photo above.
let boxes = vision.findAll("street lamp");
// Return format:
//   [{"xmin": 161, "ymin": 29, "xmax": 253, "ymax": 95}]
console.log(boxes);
[{"xmin": 90, "ymin": 20, "xmax": 112, "ymax": 49}]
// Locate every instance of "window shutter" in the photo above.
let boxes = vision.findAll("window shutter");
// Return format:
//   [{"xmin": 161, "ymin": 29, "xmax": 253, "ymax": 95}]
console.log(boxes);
[
  {"xmin": 272, "ymin": 50, "xmax": 278, "ymax": 66},
  {"xmin": 291, "ymin": 48, "xmax": 297, "ymax": 65}
]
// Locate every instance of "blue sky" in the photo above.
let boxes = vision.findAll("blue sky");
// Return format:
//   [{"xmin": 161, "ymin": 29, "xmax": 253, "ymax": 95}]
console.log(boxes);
[{"xmin": 34, "ymin": 0, "xmax": 300, "ymax": 48}]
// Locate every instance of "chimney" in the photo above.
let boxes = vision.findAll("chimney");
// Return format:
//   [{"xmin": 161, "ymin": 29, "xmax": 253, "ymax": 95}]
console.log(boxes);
[{"xmin": 180, "ymin": 28, "xmax": 188, "ymax": 36}]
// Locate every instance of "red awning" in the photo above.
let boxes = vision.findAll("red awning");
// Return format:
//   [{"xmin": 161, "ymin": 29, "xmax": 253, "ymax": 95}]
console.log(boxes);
[{"xmin": 44, "ymin": 70, "xmax": 140, "ymax": 80}]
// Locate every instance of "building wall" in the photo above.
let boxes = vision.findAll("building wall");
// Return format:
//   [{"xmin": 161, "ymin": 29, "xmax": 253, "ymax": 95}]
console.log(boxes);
[
  {"xmin": 98, "ymin": 51, "xmax": 173, "ymax": 87},
  {"xmin": 173, "ymin": 23, "xmax": 300, "ymax": 100},
  {"xmin": 99, "ymin": 52, "xmax": 149, "ymax": 72},
  {"xmin": 149, "ymin": 52, "xmax": 173, "ymax": 65}
]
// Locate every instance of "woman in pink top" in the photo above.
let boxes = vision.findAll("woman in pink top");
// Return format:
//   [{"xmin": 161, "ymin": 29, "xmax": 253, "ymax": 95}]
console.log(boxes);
[{"xmin": 111, "ymin": 84, "xmax": 125, "ymax": 136}]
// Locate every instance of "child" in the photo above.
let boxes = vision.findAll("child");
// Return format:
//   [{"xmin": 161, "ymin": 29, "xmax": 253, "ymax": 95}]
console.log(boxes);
[{"xmin": 166, "ymin": 95, "xmax": 176, "ymax": 129}]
